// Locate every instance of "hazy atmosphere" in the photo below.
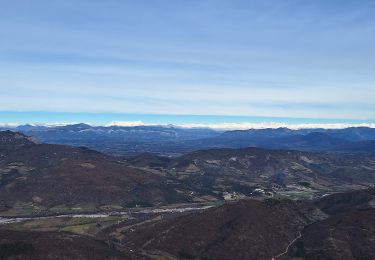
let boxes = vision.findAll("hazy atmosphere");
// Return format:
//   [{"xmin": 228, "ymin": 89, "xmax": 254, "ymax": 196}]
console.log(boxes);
[{"xmin": 1, "ymin": 0, "xmax": 375, "ymax": 124}]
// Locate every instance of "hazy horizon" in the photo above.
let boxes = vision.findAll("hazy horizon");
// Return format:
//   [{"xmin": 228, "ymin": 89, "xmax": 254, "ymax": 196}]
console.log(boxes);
[{"xmin": 1, "ymin": 111, "xmax": 375, "ymax": 130}]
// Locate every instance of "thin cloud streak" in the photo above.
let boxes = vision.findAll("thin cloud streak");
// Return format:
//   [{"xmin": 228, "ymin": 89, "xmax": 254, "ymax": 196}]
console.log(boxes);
[{"xmin": 0, "ymin": 1, "xmax": 374, "ymax": 120}]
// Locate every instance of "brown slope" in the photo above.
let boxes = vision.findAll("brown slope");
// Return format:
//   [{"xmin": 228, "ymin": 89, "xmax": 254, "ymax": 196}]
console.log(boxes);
[
  {"xmin": 315, "ymin": 187, "xmax": 375, "ymax": 215},
  {"xmin": 120, "ymin": 199, "xmax": 326, "ymax": 260},
  {"xmin": 0, "ymin": 131, "xmax": 35, "ymax": 149},
  {"xmin": 126, "ymin": 153, "xmax": 172, "ymax": 168},
  {"xmin": 0, "ymin": 131, "xmax": 188, "ymax": 214},
  {"xmin": 0, "ymin": 229, "xmax": 127, "ymax": 260},
  {"xmin": 119, "ymin": 188, "xmax": 375, "ymax": 260},
  {"xmin": 164, "ymin": 147, "xmax": 375, "ymax": 198},
  {"xmin": 285, "ymin": 209, "xmax": 375, "ymax": 260},
  {"xmin": 286, "ymin": 188, "xmax": 375, "ymax": 259}
]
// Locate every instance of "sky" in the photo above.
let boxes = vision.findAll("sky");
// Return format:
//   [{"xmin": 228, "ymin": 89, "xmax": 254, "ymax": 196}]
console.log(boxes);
[{"xmin": 0, "ymin": 0, "xmax": 375, "ymax": 126}]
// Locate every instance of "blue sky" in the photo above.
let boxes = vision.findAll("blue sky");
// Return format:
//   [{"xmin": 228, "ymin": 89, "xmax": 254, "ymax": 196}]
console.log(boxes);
[{"xmin": 0, "ymin": 0, "xmax": 375, "ymax": 125}]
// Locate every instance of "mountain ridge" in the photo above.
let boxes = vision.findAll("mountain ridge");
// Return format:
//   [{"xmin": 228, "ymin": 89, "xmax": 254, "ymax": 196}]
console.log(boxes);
[{"xmin": 3, "ymin": 125, "xmax": 375, "ymax": 156}]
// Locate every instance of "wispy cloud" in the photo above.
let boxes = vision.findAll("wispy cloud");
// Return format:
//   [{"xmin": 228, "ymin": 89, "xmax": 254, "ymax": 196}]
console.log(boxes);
[
  {"xmin": 102, "ymin": 121, "xmax": 375, "ymax": 130},
  {"xmin": 175, "ymin": 122, "xmax": 375, "ymax": 130},
  {"xmin": 0, "ymin": 1, "xmax": 374, "ymax": 120},
  {"xmin": 106, "ymin": 121, "xmax": 145, "ymax": 127}
]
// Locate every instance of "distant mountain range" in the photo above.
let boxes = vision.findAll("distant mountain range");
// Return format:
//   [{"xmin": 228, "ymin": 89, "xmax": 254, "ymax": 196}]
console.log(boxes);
[
  {"xmin": 1, "ymin": 130, "xmax": 375, "ymax": 216},
  {"xmin": 1, "ymin": 124, "xmax": 375, "ymax": 155},
  {"xmin": 1, "ymin": 124, "xmax": 219, "ymax": 156}
]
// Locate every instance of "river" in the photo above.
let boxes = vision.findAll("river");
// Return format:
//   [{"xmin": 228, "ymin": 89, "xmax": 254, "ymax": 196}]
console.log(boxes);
[{"xmin": 0, "ymin": 205, "xmax": 213, "ymax": 225}]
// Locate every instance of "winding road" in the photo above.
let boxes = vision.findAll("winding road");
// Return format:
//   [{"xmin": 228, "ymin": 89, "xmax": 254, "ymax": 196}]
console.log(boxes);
[{"xmin": 272, "ymin": 231, "xmax": 302, "ymax": 260}]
